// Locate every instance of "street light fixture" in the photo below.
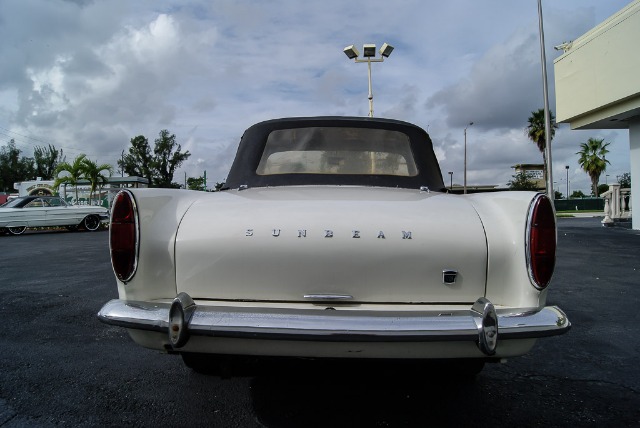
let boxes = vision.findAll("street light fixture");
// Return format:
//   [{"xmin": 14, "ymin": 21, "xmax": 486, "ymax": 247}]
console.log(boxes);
[
  {"xmin": 343, "ymin": 42, "xmax": 394, "ymax": 117},
  {"xmin": 343, "ymin": 45, "xmax": 359, "ymax": 59},
  {"xmin": 463, "ymin": 122, "xmax": 474, "ymax": 194},
  {"xmin": 362, "ymin": 44, "xmax": 376, "ymax": 57},
  {"xmin": 380, "ymin": 43, "xmax": 394, "ymax": 57}
]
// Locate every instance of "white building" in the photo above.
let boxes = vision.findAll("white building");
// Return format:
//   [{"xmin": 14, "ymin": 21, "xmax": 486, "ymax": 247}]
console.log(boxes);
[{"xmin": 554, "ymin": 0, "xmax": 640, "ymax": 229}]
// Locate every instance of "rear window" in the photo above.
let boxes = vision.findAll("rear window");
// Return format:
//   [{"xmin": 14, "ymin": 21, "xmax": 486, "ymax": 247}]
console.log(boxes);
[{"xmin": 256, "ymin": 127, "xmax": 418, "ymax": 177}]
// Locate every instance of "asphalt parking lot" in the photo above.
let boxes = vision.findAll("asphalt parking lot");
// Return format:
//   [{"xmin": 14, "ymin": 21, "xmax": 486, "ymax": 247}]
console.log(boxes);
[{"xmin": 0, "ymin": 217, "xmax": 639, "ymax": 427}]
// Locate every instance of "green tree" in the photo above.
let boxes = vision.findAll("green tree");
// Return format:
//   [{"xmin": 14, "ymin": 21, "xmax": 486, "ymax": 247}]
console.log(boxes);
[
  {"xmin": 571, "ymin": 190, "xmax": 586, "ymax": 198},
  {"xmin": 577, "ymin": 138, "xmax": 610, "ymax": 197},
  {"xmin": 118, "ymin": 130, "xmax": 190, "ymax": 188},
  {"xmin": 53, "ymin": 154, "xmax": 88, "ymax": 202},
  {"xmin": 525, "ymin": 109, "xmax": 559, "ymax": 178},
  {"xmin": 119, "ymin": 136, "xmax": 154, "ymax": 186},
  {"xmin": 153, "ymin": 130, "xmax": 190, "ymax": 188},
  {"xmin": 214, "ymin": 181, "xmax": 225, "ymax": 191},
  {"xmin": 597, "ymin": 183, "xmax": 609, "ymax": 196},
  {"xmin": 508, "ymin": 171, "xmax": 538, "ymax": 190},
  {"xmin": 82, "ymin": 158, "xmax": 113, "ymax": 205},
  {"xmin": 0, "ymin": 139, "xmax": 35, "ymax": 192},
  {"xmin": 554, "ymin": 190, "xmax": 563, "ymax": 200},
  {"xmin": 33, "ymin": 145, "xmax": 63, "ymax": 180},
  {"xmin": 617, "ymin": 172, "xmax": 631, "ymax": 188},
  {"xmin": 187, "ymin": 176, "xmax": 206, "ymax": 191}
]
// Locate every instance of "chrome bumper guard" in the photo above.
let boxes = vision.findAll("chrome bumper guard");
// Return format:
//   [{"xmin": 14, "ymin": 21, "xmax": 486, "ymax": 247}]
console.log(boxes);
[{"xmin": 97, "ymin": 294, "xmax": 571, "ymax": 356}]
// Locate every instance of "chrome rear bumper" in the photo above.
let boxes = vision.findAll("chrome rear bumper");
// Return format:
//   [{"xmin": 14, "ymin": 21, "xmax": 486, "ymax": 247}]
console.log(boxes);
[{"xmin": 98, "ymin": 294, "xmax": 570, "ymax": 356}]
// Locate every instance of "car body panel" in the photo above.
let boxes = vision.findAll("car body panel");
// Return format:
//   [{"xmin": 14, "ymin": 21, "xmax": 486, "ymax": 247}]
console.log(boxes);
[
  {"xmin": 176, "ymin": 186, "xmax": 488, "ymax": 303},
  {"xmin": 113, "ymin": 189, "xmax": 203, "ymax": 301},
  {"xmin": 468, "ymin": 192, "xmax": 552, "ymax": 308}
]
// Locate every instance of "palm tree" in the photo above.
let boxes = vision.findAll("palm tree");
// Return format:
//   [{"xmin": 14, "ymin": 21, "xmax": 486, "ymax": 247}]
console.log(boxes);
[
  {"xmin": 577, "ymin": 138, "xmax": 610, "ymax": 197},
  {"xmin": 82, "ymin": 158, "xmax": 113, "ymax": 205},
  {"xmin": 525, "ymin": 109, "xmax": 559, "ymax": 179},
  {"xmin": 53, "ymin": 154, "xmax": 87, "ymax": 203}
]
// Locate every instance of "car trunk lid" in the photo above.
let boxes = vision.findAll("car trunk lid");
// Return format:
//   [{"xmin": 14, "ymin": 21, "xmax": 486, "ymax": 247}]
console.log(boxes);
[{"xmin": 175, "ymin": 187, "xmax": 487, "ymax": 304}]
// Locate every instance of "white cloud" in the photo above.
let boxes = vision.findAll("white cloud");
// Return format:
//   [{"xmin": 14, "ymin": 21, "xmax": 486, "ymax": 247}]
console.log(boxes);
[{"xmin": 0, "ymin": 0, "xmax": 634, "ymax": 193}]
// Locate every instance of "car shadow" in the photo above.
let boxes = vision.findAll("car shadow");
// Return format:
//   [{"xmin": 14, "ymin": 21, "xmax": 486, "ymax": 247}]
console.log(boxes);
[
  {"xmin": 248, "ymin": 359, "xmax": 488, "ymax": 427},
  {"xmin": 0, "ymin": 227, "xmax": 107, "ymax": 237}
]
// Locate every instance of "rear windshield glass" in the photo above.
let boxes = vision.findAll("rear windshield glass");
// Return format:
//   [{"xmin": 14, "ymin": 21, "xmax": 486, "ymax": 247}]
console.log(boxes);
[{"xmin": 256, "ymin": 127, "xmax": 418, "ymax": 176}]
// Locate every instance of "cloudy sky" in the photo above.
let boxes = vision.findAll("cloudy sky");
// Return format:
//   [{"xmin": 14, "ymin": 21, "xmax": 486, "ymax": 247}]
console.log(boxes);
[{"xmin": 0, "ymin": 0, "xmax": 633, "ymax": 193}]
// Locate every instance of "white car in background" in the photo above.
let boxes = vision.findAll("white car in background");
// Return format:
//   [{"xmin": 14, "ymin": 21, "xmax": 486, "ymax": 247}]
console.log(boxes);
[
  {"xmin": 98, "ymin": 116, "xmax": 570, "ymax": 376},
  {"xmin": 0, "ymin": 195, "xmax": 109, "ymax": 235}
]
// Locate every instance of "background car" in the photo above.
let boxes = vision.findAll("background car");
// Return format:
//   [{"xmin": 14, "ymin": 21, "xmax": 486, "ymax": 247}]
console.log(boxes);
[
  {"xmin": 99, "ymin": 116, "xmax": 570, "ymax": 376},
  {"xmin": 0, "ymin": 195, "xmax": 109, "ymax": 235}
]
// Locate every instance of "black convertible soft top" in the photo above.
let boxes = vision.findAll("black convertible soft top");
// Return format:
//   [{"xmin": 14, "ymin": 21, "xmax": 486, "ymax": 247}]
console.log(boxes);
[{"xmin": 224, "ymin": 116, "xmax": 445, "ymax": 191}]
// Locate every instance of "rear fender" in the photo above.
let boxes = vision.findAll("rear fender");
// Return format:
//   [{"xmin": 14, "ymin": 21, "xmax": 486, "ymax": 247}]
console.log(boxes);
[
  {"xmin": 114, "ymin": 188, "xmax": 202, "ymax": 301},
  {"xmin": 466, "ymin": 192, "xmax": 549, "ymax": 308}
]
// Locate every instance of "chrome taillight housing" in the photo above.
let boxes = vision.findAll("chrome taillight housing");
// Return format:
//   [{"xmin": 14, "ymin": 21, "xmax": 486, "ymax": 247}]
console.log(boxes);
[
  {"xmin": 110, "ymin": 190, "xmax": 139, "ymax": 283},
  {"xmin": 526, "ymin": 194, "xmax": 556, "ymax": 289}
]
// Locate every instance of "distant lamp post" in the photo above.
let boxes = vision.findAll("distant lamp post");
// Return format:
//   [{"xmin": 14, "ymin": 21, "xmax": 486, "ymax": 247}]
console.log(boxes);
[
  {"xmin": 448, "ymin": 171, "xmax": 453, "ymax": 189},
  {"xmin": 606, "ymin": 174, "xmax": 610, "ymax": 185},
  {"xmin": 343, "ymin": 42, "xmax": 394, "ymax": 117},
  {"xmin": 537, "ymin": 0, "xmax": 554, "ymax": 198},
  {"xmin": 565, "ymin": 165, "xmax": 569, "ymax": 199},
  {"xmin": 463, "ymin": 122, "xmax": 474, "ymax": 194}
]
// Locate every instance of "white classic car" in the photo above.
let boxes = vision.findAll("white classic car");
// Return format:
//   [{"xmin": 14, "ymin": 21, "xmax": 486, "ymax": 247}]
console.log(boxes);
[
  {"xmin": 0, "ymin": 195, "xmax": 109, "ymax": 235},
  {"xmin": 98, "ymin": 117, "xmax": 570, "ymax": 375}
]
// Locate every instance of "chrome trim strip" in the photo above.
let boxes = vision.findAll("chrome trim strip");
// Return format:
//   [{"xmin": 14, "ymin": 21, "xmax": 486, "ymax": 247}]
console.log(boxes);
[
  {"xmin": 109, "ymin": 189, "xmax": 140, "ymax": 284},
  {"xmin": 303, "ymin": 294, "xmax": 354, "ymax": 300},
  {"xmin": 525, "ymin": 193, "xmax": 557, "ymax": 290},
  {"xmin": 525, "ymin": 194, "xmax": 539, "ymax": 287},
  {"xmin": 98, "ymin": 299, "xmax": 571, "ymax": 342}
]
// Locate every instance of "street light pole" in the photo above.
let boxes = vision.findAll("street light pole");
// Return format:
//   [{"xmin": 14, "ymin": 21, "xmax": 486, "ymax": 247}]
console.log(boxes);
[
  {"xmin": 565, "ymin": 165, "xmax": 569, "ymax": 199},
  {"xmin": 448, "ymin": 171, "xmax": 453, "ymax": 190},
  {"xmin": 344, "ymin": 43, "xmax": 394, "ymax": 117},
  {"xmin": 463, "ymin": 122, "xmax": 473, "ymax": 194},
  {"xmin": 366, "ymin": 57, "xmax": 374, "ymax": 117},
  {"xmin": 537, "ymin": 0, "xmax": 554, "ymax": 198}
]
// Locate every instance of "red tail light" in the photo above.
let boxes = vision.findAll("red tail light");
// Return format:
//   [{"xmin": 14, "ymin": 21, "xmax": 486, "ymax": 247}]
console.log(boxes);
[
  {"xmin": 110, "ymin": 190, "xmax": 139, "ymax": 283},
  {"xmin": 527, "ymin": 194, "xmax": 556, "ymax": 289}
]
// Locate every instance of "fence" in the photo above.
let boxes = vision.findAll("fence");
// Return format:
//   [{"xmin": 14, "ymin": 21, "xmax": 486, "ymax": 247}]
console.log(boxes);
[{"xmin": 554, "ymin": 198, "xmax": 605, "ymax": 212}]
